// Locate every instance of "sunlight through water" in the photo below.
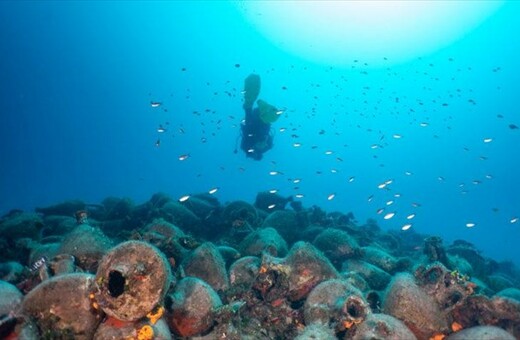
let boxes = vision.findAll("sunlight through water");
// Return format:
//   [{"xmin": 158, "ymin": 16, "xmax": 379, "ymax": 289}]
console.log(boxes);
[{"xmin": 238, "ymin": 1, "xmax": 504, "ymax": 67}]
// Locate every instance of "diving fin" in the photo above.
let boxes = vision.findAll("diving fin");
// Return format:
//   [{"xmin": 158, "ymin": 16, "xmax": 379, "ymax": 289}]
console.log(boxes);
[{"xmin": 243, "ymin": 74, "xmax": 261, "ymax": 110}]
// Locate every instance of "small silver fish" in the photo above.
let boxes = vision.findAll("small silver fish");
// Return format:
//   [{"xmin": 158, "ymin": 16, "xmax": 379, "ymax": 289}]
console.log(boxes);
[
  {"xmin": 383, "ymin": 212, "xmax": 396, "ymax": 220},
  {"xmin": 401, "ymin": 224, "xmax": 412, "ymax": 231}
]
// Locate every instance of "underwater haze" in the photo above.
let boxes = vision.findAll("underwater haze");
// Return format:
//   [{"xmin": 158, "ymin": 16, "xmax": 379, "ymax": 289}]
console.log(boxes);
[{"xmin": 1, "ymin": 1, "xmax": 519, "ymax": 266}]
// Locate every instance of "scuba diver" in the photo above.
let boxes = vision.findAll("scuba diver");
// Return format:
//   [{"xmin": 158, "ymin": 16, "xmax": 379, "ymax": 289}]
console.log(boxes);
[{"xmin": 236, "ymin": 74, "xmax": 281, "ymax": 160}]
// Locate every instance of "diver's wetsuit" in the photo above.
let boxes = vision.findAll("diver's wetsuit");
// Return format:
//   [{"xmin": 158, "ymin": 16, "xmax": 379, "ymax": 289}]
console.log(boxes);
[{"xmin": 240, "ymin": 106, "xmax": 273, "ymax": 160}]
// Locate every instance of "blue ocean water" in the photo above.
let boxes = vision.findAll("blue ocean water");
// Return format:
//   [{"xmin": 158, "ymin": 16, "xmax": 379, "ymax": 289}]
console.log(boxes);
[{"xmin": 1, "ymin": 1, "xmax": 519, "ymax": 266}]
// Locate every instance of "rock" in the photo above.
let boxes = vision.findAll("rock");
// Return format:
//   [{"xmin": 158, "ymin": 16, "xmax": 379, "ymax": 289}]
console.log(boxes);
[
  {"xmin": 239, "ymin": 227, "xmax": 288, "ymax": 257},
  {"xmin": 445, "ymin": 325, "xmax": 515, "ymax": 340},
  {"xmin": 93, "ymin": 241, "xmax": 172, "ymax": 322},
  {"xmin": 183, "ymin": 242, "xmax": 229, "ymax": 292},
  {"xmin": 22, "ymin": 273, "xmax": 99, "ymax": 339},
  {"xmin": 348, "ymin": 313, "xmax": 417, "ymax": 340},
  {"xmin": 342, "ymin": 259, "xmax": 391, "ymax": 290},
  {"xmin": 166, "ymin": 277, "xmax": 222, "ymax": 337},
  {"xmin": 313, "ymin": 228, "xmax": 360, "ymax": 265},
  {"xmin": 383, "ymin": 273, "xmax": 448, "ymax": 339},
  {"xmin": 58, "ymin": 224, "xmax": 113, "ymax": 272}
]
